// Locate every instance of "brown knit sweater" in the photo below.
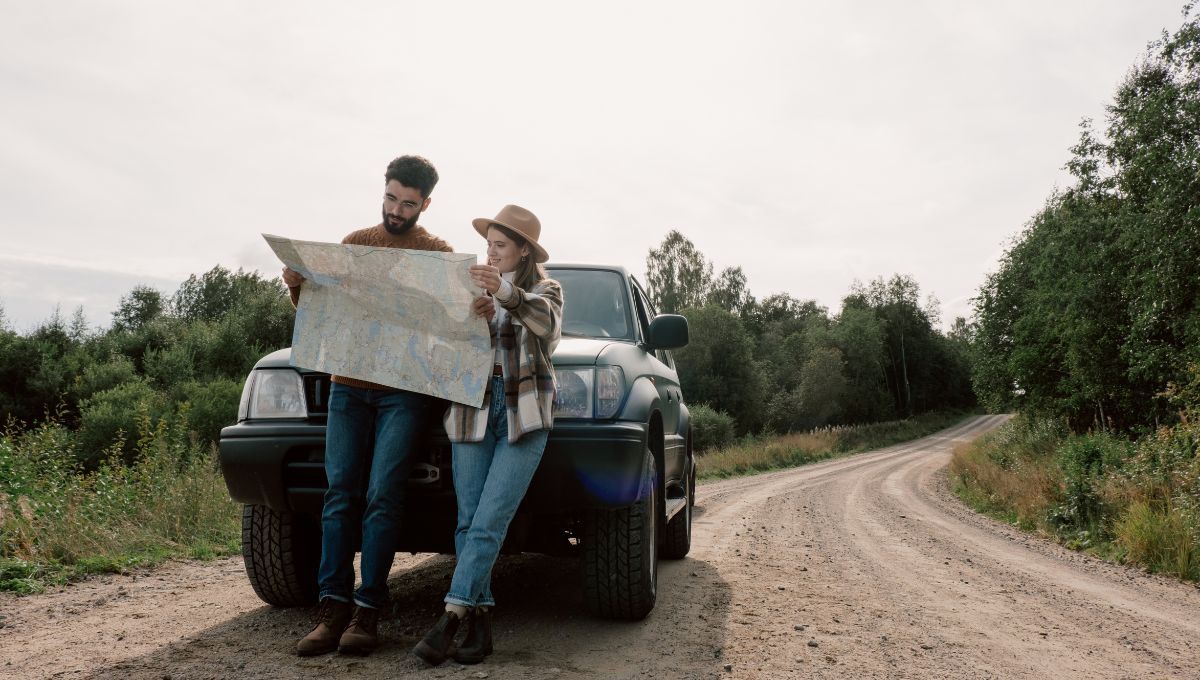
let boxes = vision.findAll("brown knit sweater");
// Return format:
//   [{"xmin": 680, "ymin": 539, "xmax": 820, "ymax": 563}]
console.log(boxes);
[{"xmin": 288, "ymin": 223, "xmax": 454, "ymax": 391}]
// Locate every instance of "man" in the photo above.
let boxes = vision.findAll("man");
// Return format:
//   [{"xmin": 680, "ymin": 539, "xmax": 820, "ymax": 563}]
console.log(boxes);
[{"xmin": 286, "ymin": 155, "xmax": 452, "ymax": 656}]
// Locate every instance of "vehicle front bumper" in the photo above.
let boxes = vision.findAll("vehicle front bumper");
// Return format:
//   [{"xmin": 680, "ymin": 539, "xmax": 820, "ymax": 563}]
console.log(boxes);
[{"xmin": 218, "ymin": 418, "xmax": 649, "ymax": 517}]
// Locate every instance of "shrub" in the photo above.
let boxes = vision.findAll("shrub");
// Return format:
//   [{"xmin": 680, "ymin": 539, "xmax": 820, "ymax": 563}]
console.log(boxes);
[
  {"xmin": 0, "ymin": 414, "xmax": 238, "ymax": 592},
  {"xmin": 76, "ymin": 380, "xmax": 172, "ymax": 467},
  {"xmin": 143, "ymin": 344, "xmax": 195, "ymax": 390},
  {"xmin": 1048, "ymin": 433, "xmax": 1135, "ymax": 536},
  {"xmin": 70, "ymin": 355, "xmax": 137, "ymax": 403},
  {"xmin": 176, "ymin": 378, "xmax": 242, "ymax": 446},
  {"xmin": 1114, "ymin": 501, "xmax": 1199, "ymax": 580},
  {"xmin": 691, "ymin": 404, "xmax": 736, "ymax": 452}
]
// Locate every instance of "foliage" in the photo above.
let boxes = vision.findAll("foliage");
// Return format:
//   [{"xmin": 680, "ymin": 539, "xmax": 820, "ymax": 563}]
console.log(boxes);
[
  {"xmin": 673, "ymin": 305, "xmax": 766, "ymax": 433},
  {"xmin": 972, "ymin": 7, "xmax": 1200, "ymax": 430},
  {"xmin": 689, "ymin": 403, "xmax": 737, "ymax": 452},
  {"xmin": 0, "ymin": 265, "xmax": 292, "ymax": 457},
  {"xmin": 950, "ymin": 412, "xmax": 1200, "ymax": 581},
  {"xmin": 0, "ymin": 416, "xmax": 239, "ymax": 593},
  {"xmin": 645, "ymin": 230, "xmax": 713, "ymax": 314},
  {"xmin": 698, "ymin": 411, "xmax": 969, "ymax": 480},
  {"xmin": 643, "ymin": 230, "xmax": 976, "ymax": 436},
  {"xmin": 76, "ymin": 380, "xmax": 172, "ymax": 467}
]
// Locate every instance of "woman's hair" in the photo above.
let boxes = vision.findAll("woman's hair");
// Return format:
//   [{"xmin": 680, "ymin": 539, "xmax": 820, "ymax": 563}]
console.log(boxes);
[{"xmin": 492, "ymin": 223, "xmax": 547, "ymax": 291}]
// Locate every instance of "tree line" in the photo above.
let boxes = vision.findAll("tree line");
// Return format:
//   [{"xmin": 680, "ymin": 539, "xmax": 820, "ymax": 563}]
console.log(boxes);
[
  {"xmin": 644, "ymin": 231, "xmax": 976, "ymax": 443},
  {"xmin": 0, "ymin": 267, "xmax": 294, "ymax": 467},
  {"xmin": 1, "ymin": 235, "xmax": 978, "ymax": 464},
  {"xmin": 971, "ymin": 5, "xmax": 1199, "ymax": 432}
]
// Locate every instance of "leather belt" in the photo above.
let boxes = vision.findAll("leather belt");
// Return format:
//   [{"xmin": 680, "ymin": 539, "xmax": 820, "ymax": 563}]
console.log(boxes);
[{"xmin": 492, "ymin": 364, "xmax": 504, "ymax": 377}]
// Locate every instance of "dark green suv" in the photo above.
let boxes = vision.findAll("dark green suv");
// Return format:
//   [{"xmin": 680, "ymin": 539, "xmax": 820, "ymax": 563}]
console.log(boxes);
[{"xmin": 219, "ymin": 264, "xmax": 692, "ymax": 620}]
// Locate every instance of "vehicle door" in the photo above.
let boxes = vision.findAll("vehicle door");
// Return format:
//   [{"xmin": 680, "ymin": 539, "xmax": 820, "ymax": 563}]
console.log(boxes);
[{"xmin": 629, "ymin": 277, "xmax": 685, "ymax": 483}]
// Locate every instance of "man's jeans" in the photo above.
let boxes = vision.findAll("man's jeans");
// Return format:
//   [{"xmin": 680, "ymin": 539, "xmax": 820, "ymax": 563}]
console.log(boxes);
[
  {"xmin": 317, "ymin": 382, "xmax": 431, "ymax": 610},
  {"xmin": 446, "ymin": 377, "xmax": 550, "ymax": 608}
]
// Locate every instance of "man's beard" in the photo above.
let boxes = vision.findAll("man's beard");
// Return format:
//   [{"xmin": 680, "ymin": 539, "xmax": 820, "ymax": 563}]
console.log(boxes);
[{"xmin": 382, "ymin": 207, "xmax": 419, "ymax": 235}]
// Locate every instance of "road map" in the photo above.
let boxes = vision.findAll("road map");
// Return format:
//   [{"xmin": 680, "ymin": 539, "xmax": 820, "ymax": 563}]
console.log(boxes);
[{"xmin": 264, "ymin": 234, "xmax": 492, "ymax": 407}]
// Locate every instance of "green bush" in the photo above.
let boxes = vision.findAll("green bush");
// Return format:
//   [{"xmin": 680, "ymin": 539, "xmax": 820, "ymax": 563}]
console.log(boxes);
[
  {"xmin": 176, "ymin": 378, "xmax": 242, "ymax": 446},
  {"xmin": 76, "ymin": 380, "xmax": 172, "ymax": 466},
  {"xmin": 0, "ymin": 415, "xmax": 238, "ymax": 593},
  {"xmin": 70, "ymin": 355, "xmax": 137, "ymax": 403},
  {"xmin": 691, "ymin": 403, "xmax": 736, "ymax": 452},
  {"xmin": 1048, "ymin": 432, "xmax": 1135, "ymax": 540},
  {"xmin": 143, "ymin": 344, "xmax": 195, "ymax": 390}
]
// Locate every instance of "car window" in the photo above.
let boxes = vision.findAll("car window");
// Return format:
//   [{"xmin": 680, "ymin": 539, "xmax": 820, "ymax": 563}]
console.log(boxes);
[
  {"xmin": 630, "ymin": 280, "xmax": 652, "ymax": 341},
  {"xmin": 631, "ymin": 283, "xmax": 673, "ymax": 367},
  {"xmin": 547, "ymin": 268, "xmax": 634, "ymax": 340}
]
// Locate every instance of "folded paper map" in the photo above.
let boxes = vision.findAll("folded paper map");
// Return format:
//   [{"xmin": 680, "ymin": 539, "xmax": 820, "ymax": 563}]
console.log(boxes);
[{"xmin": 264, "ymin": 234, "xmax": 492, "ymax": 407}]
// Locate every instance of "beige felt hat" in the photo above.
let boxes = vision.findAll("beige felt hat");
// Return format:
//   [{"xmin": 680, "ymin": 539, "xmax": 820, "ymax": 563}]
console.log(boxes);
[{"xmin": 472, "ymin": 204, "xmax": 549, "ymax": 263}]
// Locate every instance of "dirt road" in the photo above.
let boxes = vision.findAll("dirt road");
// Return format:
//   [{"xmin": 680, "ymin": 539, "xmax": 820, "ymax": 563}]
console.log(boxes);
[{"xmin": 3, "ymin": 415, "xmax": 1198, "ymax": 679}]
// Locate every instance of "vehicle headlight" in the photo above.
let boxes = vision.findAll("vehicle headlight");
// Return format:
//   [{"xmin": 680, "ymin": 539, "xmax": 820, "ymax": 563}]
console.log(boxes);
[
  {"xmin": 553, "ymin": 366, "xmax": 625, "ymax": 419},
  {"xmin": 242, "ymin": 369, "xmax": 307, "ymax": 419}
]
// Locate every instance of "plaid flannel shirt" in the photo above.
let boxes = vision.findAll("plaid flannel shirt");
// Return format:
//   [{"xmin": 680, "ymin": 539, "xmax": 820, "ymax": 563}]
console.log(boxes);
[{"xmin": 444, "ymin": 277, "xmax": 563, "ymax": 443}]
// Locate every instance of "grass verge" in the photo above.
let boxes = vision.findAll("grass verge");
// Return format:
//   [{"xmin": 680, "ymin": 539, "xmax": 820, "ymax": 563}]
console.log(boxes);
[
  {"xmin": 949, "ymin": 414, "xmax": 1199, "ymax": 582},
  {"xmin": 0, "ymin": 416, "xmax": 240, "ymax": 594},
  {"xmin": 697, "ymin": 410, "xmax": 973, "ymax": 480}
]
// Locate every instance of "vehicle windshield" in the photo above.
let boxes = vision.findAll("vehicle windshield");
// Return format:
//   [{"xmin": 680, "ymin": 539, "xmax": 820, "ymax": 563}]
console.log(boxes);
[{"xmin": 546, "ymin": 268, "xmax": 633, "ymax": 340}]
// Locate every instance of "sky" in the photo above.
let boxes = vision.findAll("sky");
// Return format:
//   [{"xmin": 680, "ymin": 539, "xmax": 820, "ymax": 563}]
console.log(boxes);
[{"xmin": 0, "ymin": 0, "xmax": 1191, "ymax": 333}]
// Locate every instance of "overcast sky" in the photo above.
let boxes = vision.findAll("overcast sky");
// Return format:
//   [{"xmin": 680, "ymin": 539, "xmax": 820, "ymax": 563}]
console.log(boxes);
[{"xmin": 0, "ymin": 1, "xmax": 1190, "ymax": 333}]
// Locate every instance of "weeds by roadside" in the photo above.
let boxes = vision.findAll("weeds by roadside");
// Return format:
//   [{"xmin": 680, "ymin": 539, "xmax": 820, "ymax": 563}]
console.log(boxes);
[
  {"xmin": 0, "ymin": 413, "xmax": 240, "ymax": 594},
  {"xmin": 697, "ymin": 411, "xmax": 972, "ymax": 480},
  {"xmin": 949, "ymin": 414, "xmax": 1199, "ymax": 582}
]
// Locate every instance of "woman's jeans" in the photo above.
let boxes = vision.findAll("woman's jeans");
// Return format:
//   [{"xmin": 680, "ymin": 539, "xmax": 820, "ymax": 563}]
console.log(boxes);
[
  {"xmin": 446, "ymin": 377, "xmax": 550, "ymax": 608},
  {"xmin": 317, "ymin": 382, "xmax": 431, "ymax": 610}
]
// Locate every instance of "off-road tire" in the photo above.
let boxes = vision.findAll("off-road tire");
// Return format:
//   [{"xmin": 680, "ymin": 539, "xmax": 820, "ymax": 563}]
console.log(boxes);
[
  {"xmin": 242, "ymin": 504, "xmax": 320, "ymax": 607},
  {"xmin": 582, "ymin": 448, "xmax": 658, "ymax": 620},
  {"xmin": 662, "ymin": 457, "xmax": 694, "ymax": 559}
]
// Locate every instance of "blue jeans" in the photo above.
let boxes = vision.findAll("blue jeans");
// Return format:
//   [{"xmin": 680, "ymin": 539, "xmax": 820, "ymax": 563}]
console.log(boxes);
[
  {"xmin": 446, "ymin": 377, "xmax": 550, "ymax": 608},
  {"xmin": 317, "ymin": 382, "xmax": 432, "ymax": 609}
]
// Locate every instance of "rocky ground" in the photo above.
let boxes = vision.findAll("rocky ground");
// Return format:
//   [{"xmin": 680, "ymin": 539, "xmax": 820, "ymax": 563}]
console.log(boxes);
[{"xmin": 2, "ymin": 414, "xmax": 1198, "ymax": 679}]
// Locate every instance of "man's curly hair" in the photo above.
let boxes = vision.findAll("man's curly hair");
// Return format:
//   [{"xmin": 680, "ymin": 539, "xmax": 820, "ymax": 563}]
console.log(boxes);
[{"xmin": 384, "ymin": 155, "xmax": 439, "ymax": 198}]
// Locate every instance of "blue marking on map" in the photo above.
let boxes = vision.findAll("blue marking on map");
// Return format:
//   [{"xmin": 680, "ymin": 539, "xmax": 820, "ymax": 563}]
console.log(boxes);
[
  {"xmin": 461, "ymin": 371, "xmax": 485, "ymax": 400},
  {"xmin": 407, "ymin": 335, "xmax": 436, "ymax": 382}
]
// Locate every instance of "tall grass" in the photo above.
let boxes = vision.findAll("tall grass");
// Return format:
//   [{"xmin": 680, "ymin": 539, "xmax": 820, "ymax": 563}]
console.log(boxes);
[
  {"xmin": 697, "ymin": 411, "xmax": 971, "ymax": 480},
  {"xmin": 949, "ymin": 414, "xmax": 1200, "ymax": 581},
  {"xmin": 0, "ymin": 412, "xmax": 239, "ymax": 593}
]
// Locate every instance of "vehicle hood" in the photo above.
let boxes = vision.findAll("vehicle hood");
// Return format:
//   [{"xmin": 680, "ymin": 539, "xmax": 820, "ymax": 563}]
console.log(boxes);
[
  {"xmin": 255, "ymin": 336, "xmax": 621, "ymax": 372},
  {"xmin": 550, "ymin": 336, "xmax": 621, "ymax": 366}
]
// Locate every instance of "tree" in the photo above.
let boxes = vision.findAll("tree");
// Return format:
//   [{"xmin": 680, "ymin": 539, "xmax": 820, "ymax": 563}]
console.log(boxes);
[
  {"xmin": 673, "ymin": 305, "xmax": 764, "ymax": 432},
  {"xmin": 112, "ymin": 285, "xmax": 165, "ymax": 333},
  {"xmin": 645, "ymin": 231, "xmax": 713, "ymax": 313},
  {"xmin": 972, "ymin": 7, "xmax": 1199, "ymax": 429},
  {"xmin": 832, "ymin": 306, "xmax": 892, "ymax": 422},
  {"xmin": 707, "ymin": 266, "xmax": 754, "ymax": 315}
]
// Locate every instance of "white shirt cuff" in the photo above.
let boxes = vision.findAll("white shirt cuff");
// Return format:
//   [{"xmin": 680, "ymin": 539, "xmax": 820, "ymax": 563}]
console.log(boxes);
[{"xmin": 494, "ymin": 278, "xmax": 515, "ymax": 303}]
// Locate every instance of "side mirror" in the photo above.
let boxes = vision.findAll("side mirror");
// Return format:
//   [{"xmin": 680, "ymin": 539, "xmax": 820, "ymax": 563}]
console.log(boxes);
[{"xmin": 646, "ymin": 314, "xmax": 689, "ymax": 350}]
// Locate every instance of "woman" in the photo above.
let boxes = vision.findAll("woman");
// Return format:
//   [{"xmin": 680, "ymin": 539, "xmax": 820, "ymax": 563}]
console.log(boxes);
[{"xmin": 413, "ymin": 204, "xmax": 563, "ymax": 666}]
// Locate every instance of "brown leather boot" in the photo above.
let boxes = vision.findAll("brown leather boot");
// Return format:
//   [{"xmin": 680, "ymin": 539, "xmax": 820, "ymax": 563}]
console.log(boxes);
[
  {"xmin": 337, "ymin": 605, "xmax": 383, "ymax": 655},
  {"xmin": 296, "ymin": 598, "xmax": 352, "ymax": 656}
]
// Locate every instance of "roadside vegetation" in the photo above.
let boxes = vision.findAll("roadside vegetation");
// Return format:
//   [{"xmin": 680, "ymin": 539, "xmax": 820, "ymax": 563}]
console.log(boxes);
[
  {"xmin": 0, "ymin": 267, "xmax": 292, "ymax": 593},
  {"xmin": 698, "ymin": 410, "xmax": 970, "ymax": 480},
  {"xmin": 950, "ymin": 401, "xmax": 1199, "ymax": 581},
  {"xmin": 0, "ymin": 417, "xmax": 239, "ymax": 593},
  {"xmin": 957, "ymin": 7, "xmax": 1200, "ymax": 582}
]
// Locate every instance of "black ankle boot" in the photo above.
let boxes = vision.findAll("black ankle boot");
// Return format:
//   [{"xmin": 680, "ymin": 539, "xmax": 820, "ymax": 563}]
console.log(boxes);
[
  {"xmin": 412, "ymin": 610, "xmax": 463, "ymax": 666},
  {"xmin": 453, "ymin": 607, "xmax": 493, "ymax": 664}
]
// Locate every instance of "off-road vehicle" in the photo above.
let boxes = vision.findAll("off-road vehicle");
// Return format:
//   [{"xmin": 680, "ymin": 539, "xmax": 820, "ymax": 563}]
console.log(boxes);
[{"xmin": 219, "ymin": 264, "xmax": 692, "ymax": 620}]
